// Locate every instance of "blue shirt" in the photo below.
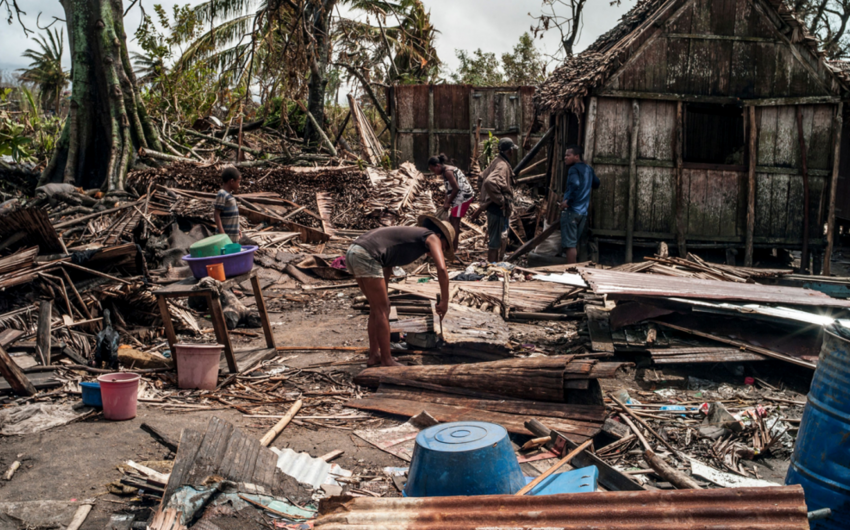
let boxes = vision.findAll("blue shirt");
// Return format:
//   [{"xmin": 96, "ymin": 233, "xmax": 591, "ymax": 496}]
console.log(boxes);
[{"xmin": 564, "ymin": 163, "xmax": 596, "ymax": 216}]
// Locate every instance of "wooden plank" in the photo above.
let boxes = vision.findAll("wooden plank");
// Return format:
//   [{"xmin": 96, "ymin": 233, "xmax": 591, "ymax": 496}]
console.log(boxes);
[
  {"xmin": 251, "ymin": 275, "xmax": 276, "ymax": 349},
  {"xmin": 506, "ymin": 222, "xmax": 558, "ymax": 262},
  {"xmin": 162, "ymin": 429, "xmax": 204, "ymax": 503},
  {"xmin": 825, "ymin": 103, "xmax": 844, "ymax": 276},
  {"xmin": 207, "ymin": 293, "xmax": 238, "ymax": 373},
  {"xmin": 0, "ymin": 344, "xmax": 36, "ymax": 396},
  {"xmin": 746, "ymin": 106, "xmax": 757, "ymax": 266},
  {"xmin": 348, "ymin": 397, "xmax": 598, "ymax": 441},
  {"xmin": 375, "ymin": 386, "xmax": 607, "ymax": 423},
  {"xmin": 653, "ymin": 320, "xmax": 816, "ymax": 370},
  {"xmin": 626, "ymin": 100, "xmax": 640, "ymax": 263},
  {"xmin": 219, "ymin": 427, "xmax": 249, "ymax": 480},
  {"xmin": 585, "ymin": 306, "xmax": 615, "ymax": 353},
  {"xmin": 238, "ymin": 436, "xmax": 262, "ymax": 484},
  {"xmin": 185, "ymin": 417, "xmax": 234, "ymax": 487},
  {"xmin": 36, "ymin": 301, "xmax": 51, "ymax": 366},
  {"xmin": 675, "ymin": 101, "xmax": 687, "ymax": 255}
]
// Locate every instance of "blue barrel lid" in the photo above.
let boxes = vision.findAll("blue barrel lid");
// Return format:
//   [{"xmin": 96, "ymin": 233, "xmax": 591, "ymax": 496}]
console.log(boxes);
[
  {"xmin": 80, "ymin": 382, "xmax": 100, "ymax": 389},
  {"xmin": 416, "ymin": 422, "xmax": 507, "ymax": 453}
]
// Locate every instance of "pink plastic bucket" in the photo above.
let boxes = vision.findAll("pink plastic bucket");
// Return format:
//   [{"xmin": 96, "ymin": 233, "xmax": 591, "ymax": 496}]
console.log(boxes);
[
  {"xmin": 175, "ymin": 343, "xmax": 222, "ymax": 390},
  {"xmin": 97, "ymin": 373, "xmax": 141, "ymax": 421}
]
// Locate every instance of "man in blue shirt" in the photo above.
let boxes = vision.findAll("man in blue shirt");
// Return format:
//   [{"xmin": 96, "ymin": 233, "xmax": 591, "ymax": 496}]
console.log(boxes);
[{"xmin": 560, "ymin": 145, "xmax": 599, "ymax": 264}]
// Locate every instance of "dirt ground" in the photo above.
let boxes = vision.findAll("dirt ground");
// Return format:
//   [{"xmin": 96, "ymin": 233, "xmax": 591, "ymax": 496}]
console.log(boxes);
[{"xmin": 0, "ymin": 281, "xmax": 813, "ymax": 528}]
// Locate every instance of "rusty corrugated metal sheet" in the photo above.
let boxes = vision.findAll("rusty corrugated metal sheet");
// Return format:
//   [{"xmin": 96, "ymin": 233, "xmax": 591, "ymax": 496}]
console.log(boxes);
[
  {"xmin": 314, "ymin": 486, "xmax": 810, "ymax": 529},
  {"xmin": 580, "ymin": 267, "xmax": 850, "ymax": 307}
]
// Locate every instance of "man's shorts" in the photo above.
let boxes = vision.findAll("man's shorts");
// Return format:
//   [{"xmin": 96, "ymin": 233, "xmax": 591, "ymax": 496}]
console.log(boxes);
[
  {"xmin": 487, "ymin": 211, "xmax": 509, "ymax": 250},
  {"xmin": 346, "ymin": 244, "xmax": 384, "ymax": 278},
  {"xmin": 449, "ymin": 198, "xmax": 474, "ymax": 219},
  {"xmin": 560, "ymin": 210, "xmax": 587, "ymax": 249}
]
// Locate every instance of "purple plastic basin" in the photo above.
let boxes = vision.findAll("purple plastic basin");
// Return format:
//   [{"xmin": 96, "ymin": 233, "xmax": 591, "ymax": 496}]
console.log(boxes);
[{"xmin": 183, "ymin": 245, "xmax": 258, "ymax": 279}]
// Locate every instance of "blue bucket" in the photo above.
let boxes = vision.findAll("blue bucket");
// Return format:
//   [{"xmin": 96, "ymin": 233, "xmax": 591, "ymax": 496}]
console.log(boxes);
[
  {"xmin": 404, "ymin": 422, "xmax": 524, "ymax": 497},
  {"xmin": 80, "ymin": 382, "xmax": 103, "ymax": 408}
]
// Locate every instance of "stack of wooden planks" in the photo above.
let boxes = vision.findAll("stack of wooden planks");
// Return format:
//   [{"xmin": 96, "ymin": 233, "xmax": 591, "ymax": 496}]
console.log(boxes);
[{"xmin": 349, "ymin": 356, "xmax": 631, "ymax": 442}]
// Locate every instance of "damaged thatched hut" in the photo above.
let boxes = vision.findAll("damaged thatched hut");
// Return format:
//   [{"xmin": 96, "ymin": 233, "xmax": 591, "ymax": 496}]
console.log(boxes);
[{"xmin": 535, "ymin": 0, "xmax": 850, "ymax": 273}]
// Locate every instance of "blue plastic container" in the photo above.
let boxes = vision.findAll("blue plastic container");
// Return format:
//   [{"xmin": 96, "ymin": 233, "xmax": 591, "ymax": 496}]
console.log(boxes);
[
  {"xmin": 785, "ymin": 324, "xmax": 850, "ymax": 529},
  {"xmin": 80, "ymin": 381, "xmax": 103, "ymax": 408},
  {"xmin": 404, "ymin": 422, "xmax": 524, "ymax": 497}
]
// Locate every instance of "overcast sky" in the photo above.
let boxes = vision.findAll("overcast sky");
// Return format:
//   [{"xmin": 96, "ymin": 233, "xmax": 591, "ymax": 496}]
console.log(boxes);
[{"xmin": 0, "ymin": 0, "xmax": 632, "ymax": 76}]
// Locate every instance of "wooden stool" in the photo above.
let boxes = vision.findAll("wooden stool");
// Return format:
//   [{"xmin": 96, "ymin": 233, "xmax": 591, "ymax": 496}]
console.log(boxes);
[{"xmin": 153, "ymin": 270, "xmax": 276, "ymax": 373}]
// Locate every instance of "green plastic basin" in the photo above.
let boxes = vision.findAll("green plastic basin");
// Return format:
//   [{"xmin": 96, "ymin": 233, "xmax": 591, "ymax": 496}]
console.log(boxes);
[{"xmin": 189, "ymin": 234, "xmax": 233, "ymax": 258}]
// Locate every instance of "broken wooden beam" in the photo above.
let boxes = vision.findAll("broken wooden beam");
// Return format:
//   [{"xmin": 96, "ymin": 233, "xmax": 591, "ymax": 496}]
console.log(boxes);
[
  {"xmin": 0, "ymin": 344, "xmax": 37, "ymax": 396},
  {"xmin": 36, "ymin": 300, "xmax": 52, "ymax": 365}
]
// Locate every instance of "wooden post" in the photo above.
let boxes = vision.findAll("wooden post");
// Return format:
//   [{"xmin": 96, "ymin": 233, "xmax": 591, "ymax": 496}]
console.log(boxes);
[
  {"xmin": 745, "ymin": 105, "xmax": 758, "ymax": 267},
  {"xmin": 251, "ymin": 274, "xmax": 277, "ymax": 349},
  {"xmin": 626, "ymin": 100, "xmax": 640, "ymax": 263},
  {"xmin": 36, "ymin": 300, "xmax": 52, "ymax": 365},
  {"xmin": 796, "ymin": 106, "xmax": 811, "ymax": 273},
  {"xmin": 675, "ymin": 101, "xmax": 687, "ymax": 257},
  {"xmin": 207, "ymin": 292, "xmax": 238, "ymax": 373},
  {"xmin": 0, "ymin": 344, "xmax": 36, "ymax": 396},
  {"xmin": 825, "ymin": 102, "xmax": 844, "ymax": 276},
  {"xmin": 428, "ymin": 86, "xmax": 435, "ymax": 157},
  {"xmin": 584, "ymin": 97, "xmax": 598, "ymax": 165},
  {"xmin": 156, "ymin": 296, "xmax": 178, "ymax": 355}
]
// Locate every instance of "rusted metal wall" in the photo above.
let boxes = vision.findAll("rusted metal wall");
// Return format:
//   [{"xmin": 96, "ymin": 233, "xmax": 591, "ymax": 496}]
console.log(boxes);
[
  {"xmin": 390, "ymin": 85, "xmax": 544, "ymax": 172},
  {"xmin": 315, "ymin": 485, "xmax": 810, "ymax": 529}
]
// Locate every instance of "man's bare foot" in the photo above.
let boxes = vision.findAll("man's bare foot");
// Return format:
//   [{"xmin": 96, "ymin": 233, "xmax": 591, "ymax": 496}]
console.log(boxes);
[
  {"xmin": 367, "ymin": 355, "xmax": 381, "ymax": 367},
  {"xmin": 382, "ymin": 357, "xmax": 404, "ymax": 367}
]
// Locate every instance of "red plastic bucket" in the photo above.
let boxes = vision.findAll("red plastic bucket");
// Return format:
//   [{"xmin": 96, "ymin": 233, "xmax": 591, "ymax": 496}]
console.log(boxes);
[
  {"xmin": 175, "ymin": 343, "xmax": 222, "ymax": 390},
  {"xmin": 97, "ymin": 373, "xmax": 141, "ymax": 421}
]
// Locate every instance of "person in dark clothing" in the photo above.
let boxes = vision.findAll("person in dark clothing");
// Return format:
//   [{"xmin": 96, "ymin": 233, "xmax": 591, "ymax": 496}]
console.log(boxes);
[
  {"xmin": 346, "ymin": 216, "xmax": 455, "ymax": 367},
  {"xmin": 560, "ymin": 145, "xmax": 599, "ymax": 264},
  {"xmin": 471, "ymin": 138, "xmax": 516, "ymax": 263}
]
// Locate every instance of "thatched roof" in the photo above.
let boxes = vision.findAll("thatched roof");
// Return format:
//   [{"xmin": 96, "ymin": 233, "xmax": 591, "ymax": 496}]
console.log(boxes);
[{"xmin": 535, "ymin": 0, "xmax": 850, "ymax": 114}]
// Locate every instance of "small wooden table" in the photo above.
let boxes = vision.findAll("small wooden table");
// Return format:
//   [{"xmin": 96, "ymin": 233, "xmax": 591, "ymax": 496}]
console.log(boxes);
[{"xmin": 153, "ymin": 270, "xmax": 276, "ymax": 373}]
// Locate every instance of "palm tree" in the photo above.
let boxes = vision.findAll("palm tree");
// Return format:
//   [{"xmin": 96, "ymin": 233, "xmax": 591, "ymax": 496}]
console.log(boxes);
[
  {"xmin": 18, "ymin": 29, "xmax": 69, "ymax": 115},
  {"xmin": 131, "ymin": 51, "xmax": 168, "ymax": 85}
]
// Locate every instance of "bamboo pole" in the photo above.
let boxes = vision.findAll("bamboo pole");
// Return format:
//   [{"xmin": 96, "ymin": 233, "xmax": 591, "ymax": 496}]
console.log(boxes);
[{"xmin": 259, "ymin": 400, "xmax": 302, "ymax": 447}]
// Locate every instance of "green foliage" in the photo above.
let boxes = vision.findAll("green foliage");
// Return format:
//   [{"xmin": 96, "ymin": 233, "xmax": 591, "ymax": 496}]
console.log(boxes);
[
  {"xmin": 501, "ymin": 33, "xmax": 546, "ymax": 85},
  {"xmin": 449, "ymin": 49, "xmax": 504, "ymax": 86},
  {"xmin": 450, "ymin": 32, "xmax": 546, "ymax": 86},
  {"xmin": 0, "ymin": 116, "xmax": 33, "ymax": 163},
  {"xmin": 18, "ymin": 29, "xmax": 69, "ymax": 114},
  {"xmin": 481, "ymin": 131, "xmax": 500, "ymax": 166}
]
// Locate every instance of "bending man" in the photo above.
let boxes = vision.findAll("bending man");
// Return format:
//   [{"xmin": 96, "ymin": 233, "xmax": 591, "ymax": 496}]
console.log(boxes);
[{"xmin": 346, "ymin": 215, "xmax": 455, "ymax": 367}]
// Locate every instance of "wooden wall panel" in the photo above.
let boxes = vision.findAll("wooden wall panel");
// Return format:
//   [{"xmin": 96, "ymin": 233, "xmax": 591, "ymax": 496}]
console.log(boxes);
[
  {"xmin": 398, "ymin": 134, "xmax": 414, "ymax": 165},
  {"xmin": 637, "ymin": 100, "xmax": 676, "ymax": 160},
  {"xmin": 773, "ymin": 106, "xmax": 796, "ymax": 167},
  {"xmin": 808, "ymin": 105, "xmax": 834, "ymax": 170},
  {"xmin": 635, "ymin": 166, "xmax": 676, "ymax": 233},
  {"xmin": 756, "ymin": 106, "xmax": 777, "ymax": 166},
  {"xmin": 594, "ymin": 98, "xmax": 633, "ymax": 160},
  {"xmin": 434, "ymin": 85, "xmax": 469, "ymax": 130},
  {"xmin": 729, "ymin": 41, "xmax": 755, "ymax": 98},
  {"xmin": 592, "ymin": 164, "xmax": 630, "ymax": 231}
]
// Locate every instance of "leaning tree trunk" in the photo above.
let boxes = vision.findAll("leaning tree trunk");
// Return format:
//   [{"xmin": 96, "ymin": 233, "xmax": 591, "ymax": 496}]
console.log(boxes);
[
  {"xmin": 304, "ymin": 0, "xmax": 335, "ymax": 147},
  {"xmin": 39, "ymin": 0, "xmax": 161, "ymax": 192}
]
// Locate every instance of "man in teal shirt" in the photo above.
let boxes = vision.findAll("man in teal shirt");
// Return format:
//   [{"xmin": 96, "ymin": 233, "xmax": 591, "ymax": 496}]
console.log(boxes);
[{"xmin": 560, "ymin": 145, "xmax": 599, "ymax": 264}]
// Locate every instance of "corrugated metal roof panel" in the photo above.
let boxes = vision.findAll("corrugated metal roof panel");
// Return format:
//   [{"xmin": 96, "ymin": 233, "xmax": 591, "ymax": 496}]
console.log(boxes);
[
  {"xmin": 580, "ymin": 267, "xmax": 850, "ymax": 307},
  {"xmin": 272, "ymin": 448, "xmax": 351, "ymax": 489},
  {"xmin": 314, "ymin": 486, "xmax": 810, "ymax": 529}
]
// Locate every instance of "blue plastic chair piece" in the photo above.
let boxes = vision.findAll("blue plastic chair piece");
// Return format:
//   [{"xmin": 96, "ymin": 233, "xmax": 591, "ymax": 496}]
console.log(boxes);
[{"xmin": 525, "ymin": 465, "xmax": 598, "ymax": 496}]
